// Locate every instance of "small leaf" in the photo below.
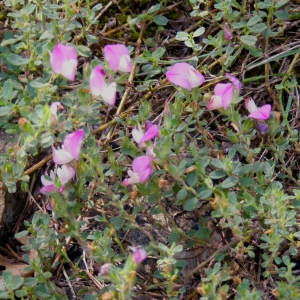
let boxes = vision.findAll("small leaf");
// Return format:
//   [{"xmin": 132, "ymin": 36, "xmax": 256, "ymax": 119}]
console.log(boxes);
[
  {"xmin": 153, "ymin": 15, "xmax": 169, "ymax": 26},
  {"xmin": 6, "ymin": 53, "xmax": 29, "ymax": 66},
  {"xmin": 240, "ymin": 35, "xmax": 257, "ymax": 46},
  {"xmin": 183, "ymin": 197, "xmax": 200, "ymax": 211},
  {"xmin": 193, "ymin": 27, "xmax": 205, "ymax": 37},
  {"xmin": 76, "ymin": 45, "xmax": 92, "ymax": 57},
  {"xmin": 175, "ymin": 31, "xmax": 189, "ymax": 41},
  {"xmin": 220, "ymin": 176, "xmax": 239, "ymax": 189},
  {"xmin": 0, "ymin": 106, "xmax": 12, "ymax": 117},
  {"xmin": 29, "ymin": 79, "xmax": 48, "ymax": 89}
]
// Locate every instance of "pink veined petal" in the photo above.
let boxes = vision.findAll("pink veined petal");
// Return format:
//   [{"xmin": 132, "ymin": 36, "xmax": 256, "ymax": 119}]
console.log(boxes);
[
  {"xmin": 225, "ymin": 73, "xmax": 242, "ymax": 92},
  {"xmin": 132, "ymin": 155, "xmax": 153, "ymax": 173},
  {"xmin": 132, "ymin": 127, "xmax": 144, "ymax": 144},
  {"xmin": 61, "ymin": 59, "xmax": 77, "ymax": 81},
  {"xmin": 40, "ymin": 184, "xmax": 56, "ymax": 194},
  {"xmin": 89, "ymin": 66, "xmax": 106, "ymax": 96},
  {"xmin": 99, "ymin": 82, "xmax": 117, "ymax": 105},
  {"xmin": 118, "ymin": 54, "xmax": 133, "ymax": 73},
  {"xmin": 249, "ymin": 104, "xmax": 271, "ymax": 120},
  {"xmin": 207, "ymin": 95, "xmax": 223, "ymax": 110},
  {"xmin": 244, "ymin": 97, "xmax": 258, "ymax": 114},
  {"xmin": 188, "ymin": 66, "xmax": 205, "ymax": 88},
  {"xmin": 103, "ymin": 44, "xmax": 132, "ymax": 72},
  {"xmin": 57, "ymin": 165, "xmax": 76, "ymax": 185},
  {"xmin": 139, "ymin": 124, "xmax": 159, "ymax": 144},
  {"xmin": 50, "ymin": 44, "xmax": 78, "ymax": 81},
  {"xmin": 214, "ymin": 83, "xmax": 234, "ymax": 109},
  {"xmin": 166, "ymin": 63, "xmax": 204, "ymax": 90},
  {"xmin": 138, "ymin": 166, "xmax": 153, "ymax": 183},
  {"xmin": 50, "ymin": 44, "xmax": 65, "ymax": 74},
  {"xmin": 52, "ymin": 147, "xmax": 74, "ymax": 164},
  {"xmin": 63, "ymin": 129, "xmax": 85, "ymax": 160},
  {"xmin": 132, "ymin": 155, "xmax": 153, "ymax": 183}
]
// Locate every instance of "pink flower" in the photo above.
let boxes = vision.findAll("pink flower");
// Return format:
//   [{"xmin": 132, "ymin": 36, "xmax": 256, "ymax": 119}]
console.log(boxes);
[
  {"xmin": 130, "ymin": 247, "xmax": 147, "ymax": 264},
  {"xmin": 207, "ymin": 73, "xmax": 241, "ymax": 110},
  {"xmin": 50, "ymin": 44, "xmax": 78, "ymax": 81},
  {"xmin": 132, "ymin": 121, "xmax": 159, "ymax": 146},
  {"xmin": 40, "ymin": 165, "xmax": 75, "ymax": 194},
  {"xmin": 52, "ymin": 129, "xmax": 84, "ymax": 164},
  {"xmin": 245, "ymin": 98, "xmax": 271, "ymax": 120},
  {"xmin": 166, "ymin": 62, "xmax": 205, "ymax": 90},
  {"xmin": 89, "ymin": 65, "xmax": 116, "ymax": 105},
  {"xmin": 224, "ymin": 23, "xmax": 233, "ymax": 40},
  {"xmin": 123, "ymin": 155, "xmax": 153, "ymax": 186},
  {"xmin": 103, "ymin": 44, "xmax": 133, "ymax": 73}
]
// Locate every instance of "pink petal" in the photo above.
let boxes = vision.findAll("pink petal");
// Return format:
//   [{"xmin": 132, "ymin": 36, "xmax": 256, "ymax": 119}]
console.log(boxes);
[
  {"xmin": 63, "ymin": 129, "xmax": 84, "ymax": 160},
  {"xmin": 89, "ymin": 66, "xmax": 106, "ymax": 96},
  {"xmin": 225, "ymin": 73, "xmax": 242, "ymax": 92},
  {"xmin": 132, "ymin": 127, "xmax": 144, "ymax": 144},
  {"xmin": 214, "ymin": 83, "xmax": 234, "ymax": 108},
  {"xmin": 207, "ymin": 95, "xmax": 223, "ymax": 110},
  {"xmin": 132, "ymin": 247, "xmax": 147, "ymax": 264},
  {"xmin": 52, "ymin": 147, "xmax": 74, "ymax": 164},
  {"xmin": 50, "ymin": 44, "xmax": 78, "ymax": 81},
  {"xmin": 249, "ymin": 104, "xmax": 271, "ymax": 120},
  {"xmin": 244, "ymin": 97, "xmax": 258, "ymax": 113},
  {"xmin": 122, "ymin": 170, "xmax": 140, "ymax": 186},
  {"xmin": 56, "ymin": 165, "xmax": 76, "ymax": 185},
  {"xmin": 103, "ymin": 44, "xmax": 133, "ymax": 72},
  {"xmin": 99, "ymin": 82, "xmax": 116, "ymax": 106},
  {"xmin": 166, "ymin": 63, "xmax": 204, "ymax": 90},
  {"xmin": 224, "ymin": 23, "xmax": 233, "ymax": 40},
  {"xmin": 139, "ymin": 124, "xmax": 159, "ymax": 144},
  {"xmin": 40, "ymin": 184, "xmax": 56, "ymax": 194},
  {"xmin": 132, "ymin": 155, "xmax": 153, "ymax": 183}
]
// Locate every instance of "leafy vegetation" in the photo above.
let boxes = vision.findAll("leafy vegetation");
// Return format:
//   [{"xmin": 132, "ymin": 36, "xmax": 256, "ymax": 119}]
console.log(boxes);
[{"xmin": 0, "ymin": 0, "xmax": 299, "ymax": 299}]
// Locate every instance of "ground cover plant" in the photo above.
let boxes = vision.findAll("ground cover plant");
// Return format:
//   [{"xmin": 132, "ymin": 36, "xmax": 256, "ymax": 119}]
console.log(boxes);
[{"xmin": 0, "ymin": 0, "xmax": 299, "ymax": 299}]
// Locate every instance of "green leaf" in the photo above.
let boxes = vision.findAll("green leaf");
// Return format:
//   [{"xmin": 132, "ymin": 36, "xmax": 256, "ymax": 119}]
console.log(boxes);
[
  {"xmin": 29, "ymin": 78, "xmax": 48, "ymax": 89},
  {"xmin": 153, "ymin": 15, "xmax": 169, "ymax": 26},
  {"xmin": 0, "ymin": 106, "xmax": 12, "ymax": 116},
  {"xmin": 209, "ymin": 170, "xmax": 226, "ymax": 179},
  {"xmin": 247, "ymin": 15, "xmax": 261, "ymax": 27},
  {"xmin": 110, "ymin": 216, "xmax": 124, "ymax": 230},
  {"xmin": 176, "ymin": 189, "xmax": 187, "ymax": 202},
  {"xmin": 175, "ymin": 31, "xmax": 189, "ymax": 41},
  {"xmin": 147, "ymin": 4, "xmax": 161, "ymax": 14},
  {"xmin": 76, "ymin": 45, "xmax": 92, "ymax": 57},
  {"xmin": 193, "ymin": 27, "xmax": 205, "ymax": 37},
  {"xmin": 6, "ymin": 53, "xmax": 29, "ymax": 66},
  {"xmin": 220, "ymin": 176, "xmax": 239, "ymax": 189},
  {"xmin": 40, "ymin": 132, "xmax": 54, "ymax": 148},
  {"xmin": 210, "ymin": 159, "xmax": 225, "ymax": 169},
  {"xmin": 240, "ymin": 35, "xmax": 257, "ymax": 47},
  {"xmin": 250, "ymin": 23, "xmax": 267, "ymax": 33},
  {"xmin": 183, "ymin": 197, "xmax": 200, "ymax": 211}
]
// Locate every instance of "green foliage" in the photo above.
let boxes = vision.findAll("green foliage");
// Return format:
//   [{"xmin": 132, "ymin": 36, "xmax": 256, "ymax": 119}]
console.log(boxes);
[{"xmin": 0, "ymin": 0, "xmax": 299, "ymax": 299}]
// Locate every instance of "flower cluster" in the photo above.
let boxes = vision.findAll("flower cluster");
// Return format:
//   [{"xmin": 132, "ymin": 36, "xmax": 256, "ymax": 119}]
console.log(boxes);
[
  {"xmin": 40, "ymin": 129, "xmax": 84, "ymax": 194},
  {"xmin": 46, "ymin": 43, "xmax": 272, "ymax": 192},
  {"xmin": 166, "ymin": 62, "xmax": 271, "ymax": 121},
  {"xmin": 123, "ymin": 121, "xmax": 159, "ymax": 186},
  {"xmin": 50, "ymin": 43, "xmax": 133, "ymax": 106},
  {"xmin": 43, "ymin": 42, "xmax": 134, "ymax": 193}
]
